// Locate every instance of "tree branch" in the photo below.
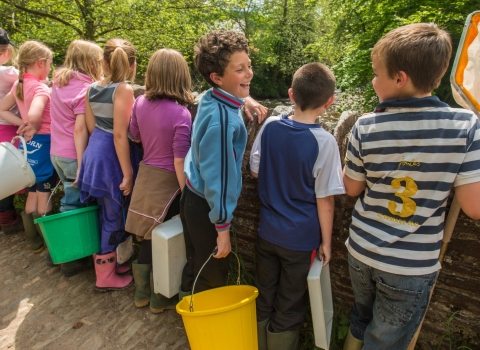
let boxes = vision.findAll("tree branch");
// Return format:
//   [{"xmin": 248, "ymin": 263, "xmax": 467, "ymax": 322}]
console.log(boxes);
[{"xmin": 0, "ymin": 0, "xmax": 83, "ymax": 37}]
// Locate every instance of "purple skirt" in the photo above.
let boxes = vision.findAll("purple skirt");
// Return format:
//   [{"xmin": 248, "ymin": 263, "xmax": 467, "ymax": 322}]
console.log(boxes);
[{"xmin": 78, "ymin": 128, "xmax": 141, "ymax": 253}]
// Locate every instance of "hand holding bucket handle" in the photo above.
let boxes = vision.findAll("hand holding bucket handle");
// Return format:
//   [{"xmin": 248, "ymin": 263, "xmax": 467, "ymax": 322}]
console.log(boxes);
[
  {"xmin": 11, "ymin": 136, "xmax": 29, "ymax": 170},
  {"xmin": 189, "ymin": 249, "xmax": 241, "ymax": 312}
]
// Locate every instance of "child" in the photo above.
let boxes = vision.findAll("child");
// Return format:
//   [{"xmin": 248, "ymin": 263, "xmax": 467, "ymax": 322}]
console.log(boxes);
[
  {"xmin": 250, "ymin": 63, "xmax": 345, "ymax": 350},
  {"xmin": 0, "ymin": 29, "xmax": 23, "ymax": 234},
  {"xmin": 77, "ymin": 38, "xmax": 140, "ymax": 292},
  {"xmin": 180, "ymin": 30, "xmax": 265, "ymax": 296},
  {"xmin": 0, "ymin": 40, "xmax": 55, "ymax": 253},
  {"xmin": 50, "ymin": 40, "xmax": 103, "ymax": 276},
  {"xmin": 342, "ymin": 23, "xmax": 480, "ymax": 350},
  {"xmin": 125, "ymin": 48, "xmax": 193, "ymax": 312}
]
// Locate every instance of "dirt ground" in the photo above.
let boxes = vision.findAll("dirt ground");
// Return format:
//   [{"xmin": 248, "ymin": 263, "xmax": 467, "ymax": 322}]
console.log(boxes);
[{"xmin": 0, "ymin": 228, "xmax": 190, "ymax": 350}]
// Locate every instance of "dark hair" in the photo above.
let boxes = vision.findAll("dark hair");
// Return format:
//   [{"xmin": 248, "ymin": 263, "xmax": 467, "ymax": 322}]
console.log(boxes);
[
  {"xmin": 291, "ymin": 63, "xmax": 336, "ymax": 111},
  {"xmin": 371, "ymin": 23, "xmax": 452, "ymax": 93},
  {"xmin": 194, "ymin": 30, "xmax": 249, "ymax": 87}
]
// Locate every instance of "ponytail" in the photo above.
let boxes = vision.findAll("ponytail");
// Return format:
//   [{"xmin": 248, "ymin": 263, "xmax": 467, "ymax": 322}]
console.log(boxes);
[
  {"xmin": 16, "ymin": 69, "xmax": 24, "ymax": 101},
  {"xmin": 103, "ymin": 38, "xmax": 136, "ymax": 83}
]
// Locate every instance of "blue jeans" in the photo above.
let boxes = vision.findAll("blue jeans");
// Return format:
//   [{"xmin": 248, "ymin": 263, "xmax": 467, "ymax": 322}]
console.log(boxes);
[
  {"xmin": 348, "ymin": 253, "xmax": 437, "ymax": 350},
  {"xmin": 50, "ymin": 155, "xmax": 84, "ymax": 212}
]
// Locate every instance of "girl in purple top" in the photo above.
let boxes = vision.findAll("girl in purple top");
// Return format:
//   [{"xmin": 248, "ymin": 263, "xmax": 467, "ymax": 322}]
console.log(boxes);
[
  {"xmin": 125, "ymin": 49, "xmax": 193, "ymax": 313},
  {"xmin": 49, "ymin": 40, "xmax": 103, "ymax": 276}
]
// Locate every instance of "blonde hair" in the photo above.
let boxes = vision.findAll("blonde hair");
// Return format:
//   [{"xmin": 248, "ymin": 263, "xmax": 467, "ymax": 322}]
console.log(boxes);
[
  {"xmin": 0, "ymin": 44, "xmax": 15, "ymax": 65},
  {"xmin": 53, "ymin": 40, "xmax": 103, "ymax": 87},
  {"xmin": 103, "ymin": 38, "xmax": 136, "ymax": 83},
  {"xmin": 145, "ymin": 49, "xmax": 194, "ymax": 106},
  {"xmin": 16, "ymin": 41, "xmax": 53, "ymax": 101}
]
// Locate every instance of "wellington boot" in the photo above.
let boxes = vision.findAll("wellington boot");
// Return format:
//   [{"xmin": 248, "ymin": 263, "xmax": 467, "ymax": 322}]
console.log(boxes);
[
  {"xmin": 257, "ymin": 319, "xmax": 269, "ymax": 350},
  {"xmin": 0, "ymin": 210, "xmax": 24, "ymax": 235},
  {"xmin": 178, "ymin": 287, "xmax": 191, "ymax": 301},
  {"xmin": 21, "ymin": 211, "xmax": 44, "ymax": 253},
  {"xmin": 149, "ymin": 272, "xmax": 177, "ymax": 313},
  {"xmin": 94, "ymin": 252, "xmax": 133, "ymax": 292},
  {"xmin": 266, "ymin": 325, "xmax": 299, "ymax": 350},
  {"xmin": 343, "ymin": 329, "xmax": 364, "ymax": 350},
  {"xmin": 61, "ymin": 256, "xmax": 93, "ymax": 277},
  {"xmin": 32, "ymin": 210, "xmax": 53, "ymax": 237},
  {"xmin": 132, "ymin": 260, "xmax": 151, "ymax": 308},
  {"xmin": 116, "ymin": 263, "xmax": 131, "ymax": 276}
]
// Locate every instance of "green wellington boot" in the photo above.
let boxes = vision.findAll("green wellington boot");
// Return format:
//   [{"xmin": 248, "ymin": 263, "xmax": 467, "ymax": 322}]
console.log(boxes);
[
  {"xmin": 178, "ymin": 287, "xmax": 191, "ymax": 301},
  {"xmin": 343, "ymin": 329, "xmax": 364, "ymax": 350},
  {"xmin": 149, "ymin": 271, "xmax": 177, "ymax": 314},
  {"xmin": 21, "ymin": 211, "xmax": 44, "ymax": 253},
  {"xmin": 266, "ymin": 325, "xmax": 300, "ymax": 350},
  {"xmin": 257, "ymin": 319, "xmax": 269, "ymax": 350},
  {"xmin": 132, "ymin": 260, "xmax": 151, "ymax": 308}
]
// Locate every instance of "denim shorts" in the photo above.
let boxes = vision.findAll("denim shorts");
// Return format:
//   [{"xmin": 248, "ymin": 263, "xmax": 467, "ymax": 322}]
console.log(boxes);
[
  {"xmin": 347, "ymin": 252, "xmax": 437, "ymax": 350},
  {"xmin": 50, "ymin": 155, "xmax": 83, "ymax": 212}
]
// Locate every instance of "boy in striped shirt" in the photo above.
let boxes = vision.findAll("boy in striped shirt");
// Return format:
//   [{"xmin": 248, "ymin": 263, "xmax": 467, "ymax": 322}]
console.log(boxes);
[{"xmin": 343, "ymin": 23, "xmax": 480, "ymax": 350}]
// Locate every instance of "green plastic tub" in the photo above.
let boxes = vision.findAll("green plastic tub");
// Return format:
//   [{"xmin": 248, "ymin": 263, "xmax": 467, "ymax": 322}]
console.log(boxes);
[{"xmin": 34, "ymin": 206, "xmax": 100, "ymax": 264}]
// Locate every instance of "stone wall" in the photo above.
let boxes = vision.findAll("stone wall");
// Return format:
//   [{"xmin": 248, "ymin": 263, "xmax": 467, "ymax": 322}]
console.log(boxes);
[{"xmin": 232, "ymin": 110, "xmax": 480, "ymax": 349}]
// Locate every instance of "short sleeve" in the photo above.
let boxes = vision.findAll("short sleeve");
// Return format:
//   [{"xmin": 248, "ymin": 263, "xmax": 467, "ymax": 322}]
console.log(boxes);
[
  {"xmin": 455, "ymin": 115, "xmax": 480, "ymax": 186},
  {"xmin": 249, "ymin": 116, "xmax": 280, "ymax": 173},
  {"xmin": 344, "ymin": 122, "xmax": 367, "ymax": 181},
  {"xmin": 172, "ymin": 107, "xmax": 192, "ymax": 159},
  {"xmin": 311, "ymin": 131, "xmax": 346, "ymax": 198}
]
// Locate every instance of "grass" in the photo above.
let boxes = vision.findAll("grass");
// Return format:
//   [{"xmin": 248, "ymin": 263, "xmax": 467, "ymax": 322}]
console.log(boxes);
[{"xmin": 436, "ymin": 311, "xmax": 474, "ymax": 350}]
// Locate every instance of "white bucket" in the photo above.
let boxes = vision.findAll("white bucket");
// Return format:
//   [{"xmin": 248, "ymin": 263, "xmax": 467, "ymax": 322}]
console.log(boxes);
[{"xmin": 0, "ymin": 136, "xmax": 35, "ymax": 200}]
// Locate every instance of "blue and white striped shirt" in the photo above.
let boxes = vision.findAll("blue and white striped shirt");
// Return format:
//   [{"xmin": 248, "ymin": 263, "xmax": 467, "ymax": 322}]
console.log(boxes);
[{"xmin": 344, "ymin": 96, "xmax": 480, "ymax": 275}]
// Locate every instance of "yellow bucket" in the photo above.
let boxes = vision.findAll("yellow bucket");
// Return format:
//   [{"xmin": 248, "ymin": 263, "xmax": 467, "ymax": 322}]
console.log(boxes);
[{"xmin": 176, "ymin": 285, "xmax": 259, "ymax": 350}]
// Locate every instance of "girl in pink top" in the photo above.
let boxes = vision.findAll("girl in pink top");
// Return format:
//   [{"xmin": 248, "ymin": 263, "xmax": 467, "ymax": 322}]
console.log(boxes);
[
  {"xmin": 0, "ymin": 28, "xmax": 23, "ymax": 234},
  {"xmin": 49, "ymin": 40, "xmax": 104, "ymax": 276},
  {"xmin": 125, "ymin": 49, "xmax": 193, "ymax": 312},
  {"xmin": 0, "ymin": 40, "xmax": 55, "ymax": 254}
]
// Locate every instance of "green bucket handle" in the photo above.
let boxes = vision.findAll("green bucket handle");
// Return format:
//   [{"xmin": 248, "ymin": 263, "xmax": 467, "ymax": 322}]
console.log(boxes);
[{"xmin": 189, "ymin": 249, "xmax": 241, "ymax": 312}]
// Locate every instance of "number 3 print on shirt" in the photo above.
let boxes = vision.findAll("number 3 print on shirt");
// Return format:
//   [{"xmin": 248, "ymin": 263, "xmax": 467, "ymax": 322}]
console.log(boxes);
[{"xmin": 388, "ymin": 177, "xmax": 418, "ymax": 218}]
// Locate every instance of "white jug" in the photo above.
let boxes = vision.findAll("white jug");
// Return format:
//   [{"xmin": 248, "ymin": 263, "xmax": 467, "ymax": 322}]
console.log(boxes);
[{"xmin": 0, "ymin": 136, "xmax": 35, "ymax": 200}]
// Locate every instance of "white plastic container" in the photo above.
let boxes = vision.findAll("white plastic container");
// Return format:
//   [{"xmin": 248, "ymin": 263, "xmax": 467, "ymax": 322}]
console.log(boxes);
[
  {"xmin": 151, "ymin": 215, "xmax": 187, "ymax": 298},
  {"xmin": 307, "ymin": 257, "xmax": 334, "ymax": 350},
  {"xmin": 0, "ymin": 136, "xmax": 35, "ymax": 201}
]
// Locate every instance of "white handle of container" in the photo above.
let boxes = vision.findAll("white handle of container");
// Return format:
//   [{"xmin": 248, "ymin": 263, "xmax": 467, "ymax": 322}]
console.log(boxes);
[
  {"xmin": 11, "ymin": 136, "xmax": 29, "ymax": 170},
  {"xmin": 189, "ymin": 250, "xmax": 241, "ymax": 312}
]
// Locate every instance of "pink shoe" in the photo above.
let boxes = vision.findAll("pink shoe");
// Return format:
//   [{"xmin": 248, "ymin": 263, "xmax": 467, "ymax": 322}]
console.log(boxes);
[
  {"xmin": 94, "ymin": 252, "xmax": 133, "ymax": 292},
  {"xmin": 116, "ymin": 264, "xmax": 131, "ymax": 275}
]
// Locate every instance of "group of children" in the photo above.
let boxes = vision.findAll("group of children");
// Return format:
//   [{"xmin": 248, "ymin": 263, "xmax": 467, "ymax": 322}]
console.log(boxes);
[{"xmin": 0, "ymin": 21, "xmax": 479, "ymax": 350}]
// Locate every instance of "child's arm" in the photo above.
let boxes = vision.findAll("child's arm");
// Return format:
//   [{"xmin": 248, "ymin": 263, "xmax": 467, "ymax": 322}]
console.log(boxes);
[
  {"xmin": 0, "ymin": 93, "xmax": 23, "ymax": 126},
  {"xmin": 342, "ymin": 167, "xmax": 366, "ymax": 197},
  {"xmin": 317, "ymin": 196, "xmax": 334, "ymax": 266},
  {"xmin": 21, "ymin": 95, "xmax": 48, "ymax": 141},
  {"xmin": 455, "ymin": 182, "xmax": 480, "ymax": 220},
  {"xmin": 113, "ymin": 83, "xmax": 135, "ymax": 196},
  {"xmin": 73, "ymin": 113, "xmax": 88, "ymax": 186},
  {"xmin": 174, "ymin": 158, "xmax": 186, "ymax": 191},
  {"xmin": 85, "ymin": 88, "xmax": 95, "ymax": 134}
]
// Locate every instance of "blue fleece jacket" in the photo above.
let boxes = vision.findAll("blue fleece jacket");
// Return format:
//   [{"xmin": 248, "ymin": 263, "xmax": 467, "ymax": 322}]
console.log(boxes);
[{"xmin": 184, "ymin": 88, "xmax": 247, "ymax": 232}]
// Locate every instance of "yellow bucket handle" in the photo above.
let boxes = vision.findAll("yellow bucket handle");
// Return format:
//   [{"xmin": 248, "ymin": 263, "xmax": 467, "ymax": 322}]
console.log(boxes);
[{"xmin": 189, "ymin": 249, "xmax": 241, "ymax": 312}]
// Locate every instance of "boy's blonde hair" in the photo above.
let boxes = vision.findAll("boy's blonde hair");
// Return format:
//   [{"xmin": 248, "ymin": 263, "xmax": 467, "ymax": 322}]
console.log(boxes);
[
  {"xmin": 371, "ymin": 23, "xmax": 452, "ymax": 93},
  {"xmin": 53, "ymin": 40, "xmax": 103, "ymax": 87},
  {"xmin": 194, "ymin": 30, "xmax": 249, "ymax": 87},
  {"xmin": 0, "ymin": 44, "xmax": 15, "ymax": 65},
  {"xmin": 16, "ymin": 41, "xmax": 53, "ymax": 101},
  {"xmin": 103, "ymin": 38, "xmax": 136, "ymax": 83},
  {"xmin": 292, "ymin": 63, "xmax": 336, "ymax": 111},
  {"xmin": 145, "ymin": 49, "xmax": 194, "ymax": 106}
]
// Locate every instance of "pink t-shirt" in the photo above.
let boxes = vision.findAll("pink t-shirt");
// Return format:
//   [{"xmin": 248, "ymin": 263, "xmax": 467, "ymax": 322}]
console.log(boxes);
[
  {"xmin": 129, "ymin": 96, "xmax": 192, "ymax": 172},
  {"xmin": 11, "ymin": 73, "xmax": 51, "ymax": 134},
  {"xmin": 50, "ymin": 72, "xmax": 93, "ymax": 158},
  {"xmin": 0, "ymin": 66, "xmax": 20, "ymax": 126}
]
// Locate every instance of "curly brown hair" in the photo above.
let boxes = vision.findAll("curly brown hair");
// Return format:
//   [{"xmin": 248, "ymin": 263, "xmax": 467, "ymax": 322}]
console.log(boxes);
[{"xmin": 194, "ymin": 30, "xmax": 250, "ymax": 87}]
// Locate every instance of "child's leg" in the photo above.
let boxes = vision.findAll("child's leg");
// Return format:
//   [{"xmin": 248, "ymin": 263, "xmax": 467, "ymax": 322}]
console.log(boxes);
[
  {"xmin": 50, "ymin": 156, "xmax": 83, "ymax": 212},
  {"xmin": 34, "ymin": 174, "xmax": 57, "ymax": 214},
  {"xmin": 347, "ymin": 252, "xmax": 437, "ymax": 349},
  {"xmin": 255, "ymin": 236, "xmax": 281, "ymax": 323},
  {"xmin": 180, "ymin": 187, "xmax": 229, "ymax": 294},
  {"xmin": 25, "ymin": 190, "xmax": 38, "ymax": 214},
  {"xmin": 268, "ymin": 242, "xmax": 311, "ymax": 332},
  {"xmin": 96, "ymin": 195, "xmax": 122, "ymax": 254}
]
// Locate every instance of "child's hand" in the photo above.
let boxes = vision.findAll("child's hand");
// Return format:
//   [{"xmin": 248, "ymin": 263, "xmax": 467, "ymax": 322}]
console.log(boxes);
[
  {"xmin": 244, "ymin": 97, "xmax": 269, "ymax": 124},
  {"xmin": 318, "ymin": 243, "xmax": 331, "ymax": 267},
  {"xmin": 119, "ymin": 176, "xmax": 133, "ymax": 196},
  {"xmin": 213, "ymin": 229, "xmax": 231, "ymax": 258},
  {"xmin": 73, "ymin": 169, "xmax": 80, "ymax": 188},
  {"xmin": 22, "ymin": 124, "xmax": 39, "ymax": 141},
  {"xmin": 16, "ymin": 123, "xmax": 28, "ymax": 135}
]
